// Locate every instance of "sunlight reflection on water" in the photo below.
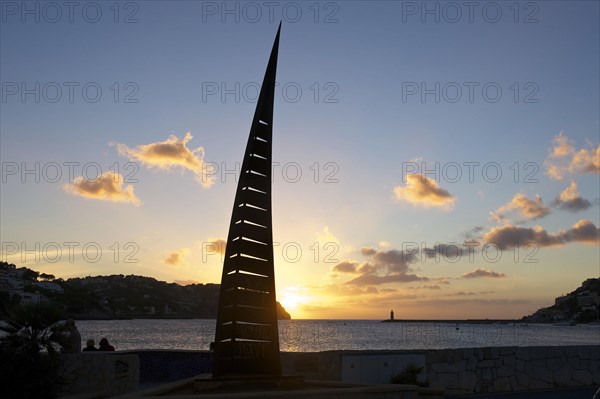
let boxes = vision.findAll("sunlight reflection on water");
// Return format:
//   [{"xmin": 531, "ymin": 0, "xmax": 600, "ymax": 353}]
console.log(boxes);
[{"xmin": 76, "ymin": 320, "xmax": 600, "ymax": 352}]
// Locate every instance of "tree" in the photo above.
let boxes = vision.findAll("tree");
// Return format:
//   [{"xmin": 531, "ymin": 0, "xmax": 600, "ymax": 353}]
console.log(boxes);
[
  {"xmin": 21, "ymin": 269, "xmax": 40, "ymax": 281},
  {"xmin": 0, "ymin": 261, "xmax": 16, "ymax": 270},
  {"xmin": 39, "ymin": 273, "xmax": 56, "ymax": 281}
]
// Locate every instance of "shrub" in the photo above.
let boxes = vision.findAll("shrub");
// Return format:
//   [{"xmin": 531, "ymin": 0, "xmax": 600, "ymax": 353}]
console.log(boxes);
[
  {"xmin": 390, "ymin": 362, "xmax": 427, "ymax": 386},
  {"xmin": 0, "ymin": 303, "xmax": 67, "ymax": 398}
]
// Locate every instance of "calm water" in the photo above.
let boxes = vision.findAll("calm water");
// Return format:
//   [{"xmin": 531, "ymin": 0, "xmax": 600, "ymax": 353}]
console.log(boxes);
[{"xmin": 76, "ymin": 320, "xmax": 600, "ymax": 352}]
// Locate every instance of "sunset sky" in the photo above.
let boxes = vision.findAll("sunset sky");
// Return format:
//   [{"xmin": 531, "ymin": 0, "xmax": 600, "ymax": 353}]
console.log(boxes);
[{"xmin": 1, "ymin": 1, "xmax": 599, "ymax": 319}]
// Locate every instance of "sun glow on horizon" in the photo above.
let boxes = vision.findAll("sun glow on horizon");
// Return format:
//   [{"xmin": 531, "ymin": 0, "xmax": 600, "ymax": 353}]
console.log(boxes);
[{"xmin": 279, "ymin": 286, "xmax": 312, "ymax": 316}]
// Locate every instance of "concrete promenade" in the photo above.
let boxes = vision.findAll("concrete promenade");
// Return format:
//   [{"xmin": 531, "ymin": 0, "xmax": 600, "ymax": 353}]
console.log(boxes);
[{"xmin": 448, "ymin": 386, "xmax": 598, "ymax": 398}]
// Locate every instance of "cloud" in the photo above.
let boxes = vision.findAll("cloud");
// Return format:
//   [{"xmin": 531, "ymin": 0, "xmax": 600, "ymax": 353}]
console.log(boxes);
[
  {"xmin": 571, "ymin": 146, "xmax": 600, "ymax": 174},
  {"xmin": 163, "ymin": 253, "xmax": 183, "ymax": 265},
  {"xmin": 361, "ymin": 247, "xmax": 377, "ymax": 256},
  {"xmin": 419, "ymin": 284, "xmax": 442, "ymax": 290},
  {"xmin": 161, "ymin": 248, "xmax": 190, "ymax": 266},
  {"xmin": 545, "ymin": 132, "xmax": 600, "ymax": 180},
  {"xmin": 553, "ymin": 181, "xmax": 592, "ymax": 212},
  {"xmin": 492, "ymin": 193, "xmax": 551, "ymax": 222},
  {"xmin": 483, "ymin": 220, "xmax": 599, "ymax": 249},
  {"xmin": 449, "ymin": 291, "xmax": 494, "ymax": 297},
  {"xmin": 315, "ymin": 226, "xmax": 340, "ymax": 244},
  {"xmin": 424, "ymin": 243, "xmax": 465, "ymax": 259},
  {"xmin": 205, "ymin": 237, "xmax": 226, "ymax": 255},
  {"xmin": 367, "ymin": 248, "xmax": 419, "ymax": 272},
  {"xmin": 332, "ymin": 247, "xmax": 427, "ymax": 287},
  {"xmin": 483, "ymin": 224, "xmax": 563, "ymax": 250},
  {"xmin": 115, "ymin": 132, "xmax": 215, "ymax": 188},
  {"xmin": 465, "ymin": 226, "xmax": 484, "ymax": 240},
  {"xmin": 560, "ymin": 219, "xmax": 600, "ymax": 243},
  {"xmin": 393, "ymin": 174, "xmax": 455, "ymax": 209},
  {"xmin": 64, "ymin": 172, "xmax": 141, "ymax": 206},
  {"xmin": 462, "ymin": 268, "xmax": 507, "ymax": 279},
  {"xmin": 309, "ymin": 283, "xmax": 384, "ymax": 298},
  {"xmin": 162, "ymin": 248, "xmax": 190, "ymax": 266},
  {"xmin": 331, "ymin": 261, "xmax": 358, "ymax": 273},
  {"xmin": 550, "ymin": 131, "xmax": 573, "ymax": 157},
  {"xmin": 347, "ymin": 273, "xmax": 427, "ymax": 286}
]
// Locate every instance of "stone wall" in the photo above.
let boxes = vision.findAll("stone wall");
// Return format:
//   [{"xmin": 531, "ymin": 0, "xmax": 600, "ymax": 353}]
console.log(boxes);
[
  {"xmin": 281, "ymin": 346, "xmax": 600, "ymax": 393},
  {"xmin": 69, "ymin": 346, "xmax": 598, "ymax": 396},
  {"xmin": 57, "ymin": 352, "xmax": 139, "ymax": 397},
  {"xmin": 427, "ymin": 345, "xmax": 600, "ymax": 394},
  {"xmin": 131, "ymin": 350, "xmax": 212, "ymax": 386}
]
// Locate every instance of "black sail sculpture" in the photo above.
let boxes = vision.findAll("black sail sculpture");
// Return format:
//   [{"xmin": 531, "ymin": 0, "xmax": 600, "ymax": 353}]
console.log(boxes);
[{"xmin": 213, "ymin": 24, "xmax": 282, "ymax": 377}]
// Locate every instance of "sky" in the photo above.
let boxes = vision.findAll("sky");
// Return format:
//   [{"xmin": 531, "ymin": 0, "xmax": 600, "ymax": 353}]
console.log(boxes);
[{"xmin": 1, "ymin": 0, "xmax": 599, "ymax": 320}]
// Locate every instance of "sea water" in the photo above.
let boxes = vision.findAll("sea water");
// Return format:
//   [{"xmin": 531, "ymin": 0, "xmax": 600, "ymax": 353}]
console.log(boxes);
[{"xmin": 76, "ymin": 319, "xmax": 600, "ymax": 352}]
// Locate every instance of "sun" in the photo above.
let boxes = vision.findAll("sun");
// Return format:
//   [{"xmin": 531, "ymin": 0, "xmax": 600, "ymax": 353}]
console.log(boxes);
[{"xmin": 279, "ymin": 287, "xmax": 309, "ymax": 311}]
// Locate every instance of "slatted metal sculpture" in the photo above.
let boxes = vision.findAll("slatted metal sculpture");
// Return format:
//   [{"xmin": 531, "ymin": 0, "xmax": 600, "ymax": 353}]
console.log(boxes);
[{"xmin": 212, "ymin": 23, "xmax": 282, "ymax": 377}]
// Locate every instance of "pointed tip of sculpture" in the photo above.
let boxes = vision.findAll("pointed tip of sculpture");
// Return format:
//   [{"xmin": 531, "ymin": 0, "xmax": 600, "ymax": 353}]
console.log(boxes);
[{"xmin": 270, "ymin": 21, "xmax": 281, "ymax": 57}]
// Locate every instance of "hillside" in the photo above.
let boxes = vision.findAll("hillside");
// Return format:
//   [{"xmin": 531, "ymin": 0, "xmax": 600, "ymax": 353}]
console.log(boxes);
[
  {"xmin": 0, "ymin": 262, "xmax": 291, "ymax": 320},
  {"xmin": 522, "ymin": 278, "xmax": 600, "ymax": 323}
]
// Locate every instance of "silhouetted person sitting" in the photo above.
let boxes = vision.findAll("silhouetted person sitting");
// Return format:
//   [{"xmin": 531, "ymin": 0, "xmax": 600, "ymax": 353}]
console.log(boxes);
[
  {"xmin": 98, "ymin": 337, "xmax": 115, "ymax": 351},
  {"xmin": 82, "ymin": 339, "xmax": 98, "ymax": 351}
]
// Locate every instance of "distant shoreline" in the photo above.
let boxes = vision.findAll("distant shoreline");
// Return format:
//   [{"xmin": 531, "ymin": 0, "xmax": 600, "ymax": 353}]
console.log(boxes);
[
  {"xmin": 4, "ymin": 317, "xmax": 594, "ymax": 324},
  {"xmin": 382, "ymin": 319, "xmax": 521, "ymax": 324},
  {"xmin": 64, "ymin": 317, "xmax": 594, "ymax": 323}
]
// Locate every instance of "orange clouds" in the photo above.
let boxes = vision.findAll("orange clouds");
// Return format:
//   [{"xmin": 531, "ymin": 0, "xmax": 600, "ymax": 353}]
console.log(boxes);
[
  {"xmin": 393, "ymin": 174, "xmax": 455, "ymax": 209},
  {"xmin": 116, "ymin": 132, "xmax": 215, "ymax": 188},
  {"xmin": 571, "ymin": 146, "xmax": 600, "ymax": 174},
  {"xmin": 550, "ymin": 131, "xmax": 572, "ymax": 157},
  {"xmin": 483, "ymin": 220, "xmax": 599, "ymax": 250},
  {"xmin": 545, "ymin": 132, "xmax": 600, "ymax": 180},
  {"xmin": 63, "ymin": 172, "xmax": 141, "ymax": 206},
  {"xmin": 332, "ymin": 247, "xmax": 427, "ymax": 286},
  {"xmin": 331, "ymin": 260, "xmax": 358, "ymax": 273},
  {"xmin": 205, "ymin": 237, "xmax": 226, "ymax": 255},
  {"xmin": 554, "ymin": 181, "xmax": 592, "ymax": 212},
  {"xmin": 491, "ymin": 193, "xmax": 550, "ymax": 222},
  {"xmin": 461, "ymin": 268, "xmax": 506, "ymax": 279},
  {"xmin": 561, "ymin": 219, "xmax": 600, "ymax": 244},
  {"xmin": 162, "ymin": 248, "xmax": 190, "ymax": 266}
]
